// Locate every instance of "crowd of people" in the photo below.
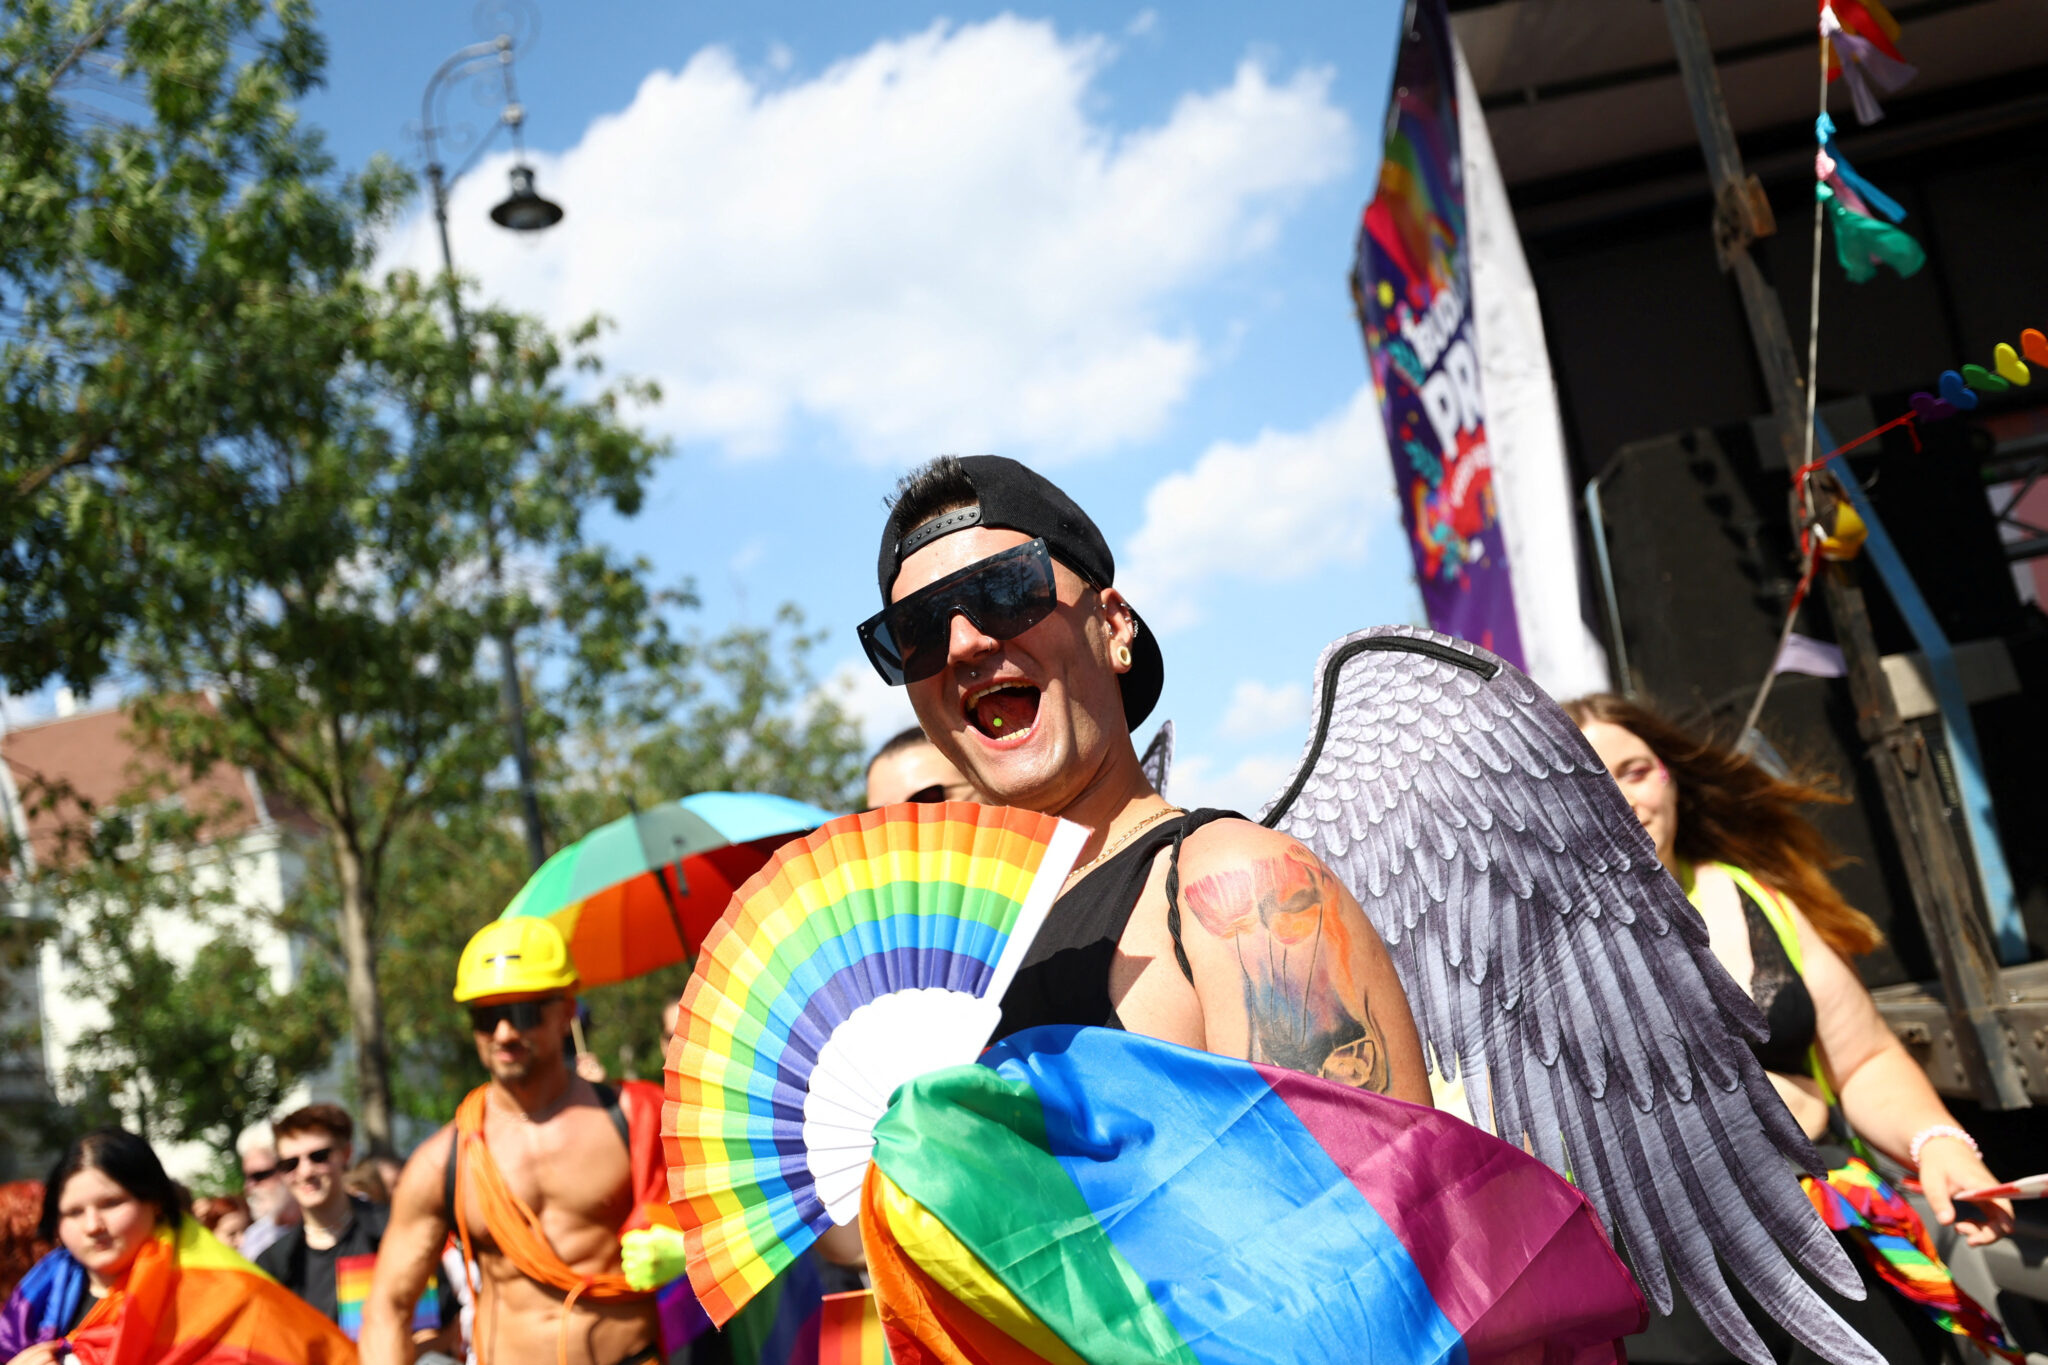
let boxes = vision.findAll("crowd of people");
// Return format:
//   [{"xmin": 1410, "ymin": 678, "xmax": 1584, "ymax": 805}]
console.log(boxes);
[{"xmin": 0, "ymin": 455, "xmax": 2026, "ymax": 1365}]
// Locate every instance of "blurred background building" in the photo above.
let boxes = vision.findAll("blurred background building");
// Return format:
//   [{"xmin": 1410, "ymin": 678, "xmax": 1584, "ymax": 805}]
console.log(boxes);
[{"xmin": 0, "ymin": 696, "xmax": 342, "ymax": 1180}]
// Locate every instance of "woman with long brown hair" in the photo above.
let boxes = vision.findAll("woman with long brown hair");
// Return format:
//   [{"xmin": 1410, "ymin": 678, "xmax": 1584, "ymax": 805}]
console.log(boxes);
[{"xmin": 1565, "ymin": 694, "xmax": 2017, "ymax": 1364}]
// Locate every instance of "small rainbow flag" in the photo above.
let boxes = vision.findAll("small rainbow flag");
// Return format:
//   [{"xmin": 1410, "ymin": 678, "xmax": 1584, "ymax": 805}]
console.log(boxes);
[
  {"xmin": 808, "ymin": 1292, "xmax": 889, "ymax": 1365},
  {"xmin": 1804, "ymin": 1160, "xmax": 2022, "ymax": 1363},
  {"xmin": 66, "ymin": 1220, "xmax": 357, "ymax": 1365},
  {"xmin": 725, "ymin": 1256, "xmax": 890, "ymax": 1365},
  {"xmin": 863, "ymin": 1027, "xmax": 1645, "ymax": 1365}
]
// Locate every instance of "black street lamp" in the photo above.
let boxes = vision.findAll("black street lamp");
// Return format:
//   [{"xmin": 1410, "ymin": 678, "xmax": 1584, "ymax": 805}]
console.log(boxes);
[
  {"xmin": 418, "ymin": 26, "xmax": 561, "ymax": 873},
  {"xmin": 491, "ymin": 165, "xmax": 564, "ymax": 231}
]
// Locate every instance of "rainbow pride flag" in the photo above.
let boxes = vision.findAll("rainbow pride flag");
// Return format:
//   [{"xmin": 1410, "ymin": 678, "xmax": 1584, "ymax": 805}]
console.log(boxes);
[
  {"xmin": 67, "ymin": 1219, "xmax": 357, "ymax": 1365},
  {"xmin": 1804, "ymin": 1160, "xmax": 2021, "ymax": 1363},
  {"xmin": 863, "ymin": 1027, "xmax": 1644, "ymax": 1365}
]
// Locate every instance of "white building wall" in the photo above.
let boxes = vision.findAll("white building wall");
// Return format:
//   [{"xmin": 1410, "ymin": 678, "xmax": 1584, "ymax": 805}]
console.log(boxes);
[{"xmin": 12, "ymin": 824, "xmax": 344, "ymax": 1181}]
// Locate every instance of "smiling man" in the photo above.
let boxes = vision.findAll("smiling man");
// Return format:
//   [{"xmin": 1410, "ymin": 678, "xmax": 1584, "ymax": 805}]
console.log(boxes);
[
  {"xmin": 862, "ymin": 455, "xmax": 1429, "ymax": 1097},
  {"xmin": 255, "ymin": 1104, "xmax": 454, "ymax": 1346},
  {"xmin": 362, "ymin": 920, "xmax": 672, "ymax": 1365}
]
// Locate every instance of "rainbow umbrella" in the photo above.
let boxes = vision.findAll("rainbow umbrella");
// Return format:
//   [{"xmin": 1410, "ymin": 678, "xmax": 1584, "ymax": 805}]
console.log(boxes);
[{"xmin": 499, "ymin": 792, "xmax": 838, "ymax": 986}]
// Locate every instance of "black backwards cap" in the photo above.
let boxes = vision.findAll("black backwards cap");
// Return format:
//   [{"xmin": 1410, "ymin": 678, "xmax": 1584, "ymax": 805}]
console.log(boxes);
[{"xmin": 876, "ymin": 455, "xmax": 1164, "ymax": 729}]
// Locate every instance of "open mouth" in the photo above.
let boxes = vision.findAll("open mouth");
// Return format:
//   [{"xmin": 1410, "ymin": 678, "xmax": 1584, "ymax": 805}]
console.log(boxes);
[{"xmin": 965, "ymin": 681, "xmax": 1041, "ymax": 742}]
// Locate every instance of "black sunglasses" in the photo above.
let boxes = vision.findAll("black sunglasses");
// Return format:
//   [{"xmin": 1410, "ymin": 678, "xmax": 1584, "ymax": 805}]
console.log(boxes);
[
  {"xmin": 469, "ymin": 998, "xmax": 558, "ymax": 1033},
  {"xmin": 241, "ymin": 1164, "xmax": 280, "ymax": 1184},
  {"xmin": 860, "ymin": 539, "xmax": 1061, "ymax": 686},
  {"xmin": 276, "ymin": 1147, "xmax": 334, "ymax": 1175}
]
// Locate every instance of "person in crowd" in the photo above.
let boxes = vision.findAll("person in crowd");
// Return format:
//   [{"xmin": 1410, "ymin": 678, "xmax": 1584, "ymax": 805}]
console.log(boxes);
[
  {"xmin": 361, "ymin": 919, "xmax": 674, "ymax": 1365},
  {"xmin": 1, "ymin": 1128, "xmax": 353, "ymax": 1365},
  {"xmin": 0, "ymin": 1182, "xmax": 51, "ymax": 1306},
  {"xmin": 863, "ymin": 725, "xmax": 976, "ymax": 808},
  {"xmin": 341, "ymin": 1161, "xmax": 390, "ymax": 1207},
  {"xmin": 233, "ymin": 1127, "xmax": 299, "ymax": 1261},
  {"xmin": 188, "ymin": 1196, "xmax": 250, "ymax": 1252},
  {"xmin": 1566, "ymin": 693, "xmax": 2018, "ymax": 1363},
  {"xmin": 861, "ymin": 455, "xmax": 1429, "ymax": 1093},
  {"xmin": 255, "ymin": 1105, "xmax": 453, "ymax": 1348}
]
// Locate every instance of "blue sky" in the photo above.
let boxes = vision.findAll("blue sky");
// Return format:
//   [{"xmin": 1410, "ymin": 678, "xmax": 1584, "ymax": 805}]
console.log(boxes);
[{"xmin": 30, "ymin": 2, "xmax": 1428, "ymax": 813}]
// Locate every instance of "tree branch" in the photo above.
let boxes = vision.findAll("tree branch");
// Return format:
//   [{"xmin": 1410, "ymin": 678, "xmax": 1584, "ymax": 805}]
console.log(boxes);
[
  {"xmin": 5, "ymin": 430, "xmax": 105, "ymax": 502},
  {"xmin": 43, "ymin": 0, "xmax": 160, "ymax": 89}
]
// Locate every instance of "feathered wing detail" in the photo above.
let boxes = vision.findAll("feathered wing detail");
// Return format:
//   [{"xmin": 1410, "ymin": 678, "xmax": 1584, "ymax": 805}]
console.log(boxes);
[
  {"xmin": 1259, "ymin": 625, "xmax": 1881, "ymax": 1365},
  {"xmin": 1139, "ymin": 719, "xmax": 1174, "ymax": 798}
]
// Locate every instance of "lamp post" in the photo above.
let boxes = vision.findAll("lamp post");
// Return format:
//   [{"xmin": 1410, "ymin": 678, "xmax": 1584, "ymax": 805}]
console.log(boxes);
[{"xmin": 419, "ymin": 29, "xmax": 564, "ymax": 873}]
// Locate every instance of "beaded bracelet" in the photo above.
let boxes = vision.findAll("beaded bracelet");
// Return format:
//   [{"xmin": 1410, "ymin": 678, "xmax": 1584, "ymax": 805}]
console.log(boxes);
[{"xmin": 1908, "ymin": 1123, "xmax": 1980, "ymax": 1167}]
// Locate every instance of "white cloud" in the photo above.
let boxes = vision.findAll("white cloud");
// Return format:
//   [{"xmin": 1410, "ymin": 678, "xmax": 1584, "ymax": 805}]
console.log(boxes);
[
  {"xmin": 382, "ymin": 17, "xmax": 1351, "ymax": 462},
  {"xmin": 1119, "ymin": 383, "xmax": 1395, "ymax": 630},
  {"xmin": 819, "ymin": 656, "xmax": 918, "ymax": 753},
  {"xmin": 1219, "ymin": 679, "xmax": 1306, "ymax": 739},
  {"xmin": 1166, "ymin": 750, "xmax": 1295, "ymax": 815}
]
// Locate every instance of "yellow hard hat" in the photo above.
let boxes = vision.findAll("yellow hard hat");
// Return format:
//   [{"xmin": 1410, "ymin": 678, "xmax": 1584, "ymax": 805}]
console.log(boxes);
[{"xmin": 454, "ymin": 918, "xmax": 579, "ymax": 1003}]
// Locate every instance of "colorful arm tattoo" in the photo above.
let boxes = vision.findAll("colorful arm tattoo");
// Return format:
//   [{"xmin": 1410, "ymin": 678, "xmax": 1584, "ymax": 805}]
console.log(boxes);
[{"xmin": 1181, "ymin": 844, "xmax": 1393, "ymax": 1092}]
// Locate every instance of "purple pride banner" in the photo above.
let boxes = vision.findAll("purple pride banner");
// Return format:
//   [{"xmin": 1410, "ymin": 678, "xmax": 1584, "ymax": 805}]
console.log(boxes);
[{"xmin": 1352, "ymin": 0, "xmax": 1524, "ymax": 668}]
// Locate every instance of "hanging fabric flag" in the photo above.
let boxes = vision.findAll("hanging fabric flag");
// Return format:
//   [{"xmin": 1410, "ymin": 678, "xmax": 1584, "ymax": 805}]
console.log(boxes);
[
  {"xmin": 1816, "ymin": 115, "xmax": 1906, "ymax": 221},
  {"xmin": 1820, "ymin": 185, "xmax": 1926, "ymax": 281},
  {"xmin": 1353, "ymin": 0, "xmax": 1526, "ymax": 670},
  {"xmin": 1814, "ymin": 115, "xmax": 1923, "ymax": 282},
  {"xmin": 1773, "ymin": 633, "xmax": 1849, "ymax": 679},
  {"xmin": 1820, "ymin": 1, "xmax": 1918, "ymax": 124}
]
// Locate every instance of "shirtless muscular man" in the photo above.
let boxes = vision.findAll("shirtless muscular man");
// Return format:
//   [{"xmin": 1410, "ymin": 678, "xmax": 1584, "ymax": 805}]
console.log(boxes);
[{"xmin": 362, "ymin": 920, "xmax": 668, "ymax": 1365}]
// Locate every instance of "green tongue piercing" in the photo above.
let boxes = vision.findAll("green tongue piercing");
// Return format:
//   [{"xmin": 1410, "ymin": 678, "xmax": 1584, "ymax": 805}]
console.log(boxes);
[{"xmin": 992, "ymin": 717, "xmax": 1003, "ymax": 728}]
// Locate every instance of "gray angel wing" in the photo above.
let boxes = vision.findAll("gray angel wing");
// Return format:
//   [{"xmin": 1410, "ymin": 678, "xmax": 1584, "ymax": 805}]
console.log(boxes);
[
  {"xmin": 1139, "ymin": 719, "xmax": 1174, "ymax": 798},
  {"xmin": 1259, "ymin": 625, "xmax": 1878, "ymax": 1365}
]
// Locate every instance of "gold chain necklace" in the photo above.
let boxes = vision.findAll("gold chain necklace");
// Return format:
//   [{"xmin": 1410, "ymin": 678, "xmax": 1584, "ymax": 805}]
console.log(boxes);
[{"xmin": 1067, "ymin": 805, "xmax": 1185, "ymax": 883}]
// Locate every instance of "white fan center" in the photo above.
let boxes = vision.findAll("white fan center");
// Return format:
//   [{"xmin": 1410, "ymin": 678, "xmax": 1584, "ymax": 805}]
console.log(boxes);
[{"xmin": 802, "ymin": 986, "xmax": 1004, "ymax": 1225}]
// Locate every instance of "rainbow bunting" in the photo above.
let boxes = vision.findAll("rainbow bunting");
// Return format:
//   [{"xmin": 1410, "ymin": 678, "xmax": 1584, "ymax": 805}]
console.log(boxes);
[
  {"xmin": 66, "ymin": 1220, "xmax": 357, "ymax": 1365},
  {"xmin": 664, "ymin": 802, "xmax": 1087, "ymax": 1325},
  {"xmin": 1804, "ymin": 1160, "xmax": 2022, "ymax": 1363},
  {"xmin": 862, "ymin": 1026, "xmax": 1646, "ymax": 1365}
]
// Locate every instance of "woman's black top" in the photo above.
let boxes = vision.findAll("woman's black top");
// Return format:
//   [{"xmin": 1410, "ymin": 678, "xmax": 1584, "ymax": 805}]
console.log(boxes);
[
  {"xmin": 992, "ymin": 809, "xmax": 1237, "ymax": 1043},
  {"xmin": 1740, "ymin": 883, "xmax": 1819, "ymax": 1077}
]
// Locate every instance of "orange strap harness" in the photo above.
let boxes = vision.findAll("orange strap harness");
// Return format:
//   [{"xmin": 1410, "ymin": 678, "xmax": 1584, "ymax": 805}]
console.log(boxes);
[{"xmin": 451, "ymin": 1085, "xmax": 658, "ymax": 1365}]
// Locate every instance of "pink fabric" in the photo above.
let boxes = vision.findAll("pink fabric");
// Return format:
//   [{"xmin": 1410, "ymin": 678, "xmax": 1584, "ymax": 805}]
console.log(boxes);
[{"xmin": 1260, "ymin": 1065, "xmax": 1647, "ymax": 1364}]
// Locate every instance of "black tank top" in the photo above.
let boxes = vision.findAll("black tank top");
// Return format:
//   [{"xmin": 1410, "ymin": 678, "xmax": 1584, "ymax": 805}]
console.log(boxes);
[
  {"xmin": 1740, "ymin": 885, "xmax": 1820, "ymax": 1077},
  {"xmin": 993, "ymin": 809, "xmax": 1238, "ymax": 1043}
]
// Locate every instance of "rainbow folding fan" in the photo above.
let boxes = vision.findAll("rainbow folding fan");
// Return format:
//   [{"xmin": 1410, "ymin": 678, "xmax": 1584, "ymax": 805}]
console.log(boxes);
[{"xmin": 662, "ymin": 801, "xmax": 1087, "ymax": 1324}]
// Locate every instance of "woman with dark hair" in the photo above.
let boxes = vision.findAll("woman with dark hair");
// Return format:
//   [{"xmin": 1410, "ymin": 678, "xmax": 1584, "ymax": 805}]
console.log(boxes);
[
  {"xmin": 1, "ymin": 1130, "xmax": 178, "ymax": 1362},
  {"xmin": 1565, "ymin": 694, "xmax": 2017, "ymax": 1364},
  {"xmin": 1, "ymin": 1129, "xmax": 355, "ymax": 1365}
]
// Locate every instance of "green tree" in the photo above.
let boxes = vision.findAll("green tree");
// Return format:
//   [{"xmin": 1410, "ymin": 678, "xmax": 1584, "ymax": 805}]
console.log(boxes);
[
  {"xmin": 361, "ymin": 608, "xmax": 866, "ymax": 1125},
  {"xmin": 2, "ymin": 0, "xmax": 397, "ymax": 693},
  {"xmin": 119, "ymin": 291, "xmax": 672, "ymax": 1154},
  {"xmin": 2, "ymin": 0, "xmax": 676, "ymax": 1152}
]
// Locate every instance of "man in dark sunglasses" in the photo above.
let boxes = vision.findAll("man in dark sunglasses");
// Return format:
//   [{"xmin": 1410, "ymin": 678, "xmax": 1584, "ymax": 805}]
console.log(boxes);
[
  {"xmin": 234, "ymin": 1131, "xmax": 300, "ymax": 1260},
  {"xmin": 362, "ymin": 918, "xmax": 673, "ymax": 1365},
  {"xmin": 255, "ymin": 1103, "xmax": 458, "ymax": 1347},
  {"xmin": 869, "ymin": 456, "xmax": 1428, "ymax": 1104}
]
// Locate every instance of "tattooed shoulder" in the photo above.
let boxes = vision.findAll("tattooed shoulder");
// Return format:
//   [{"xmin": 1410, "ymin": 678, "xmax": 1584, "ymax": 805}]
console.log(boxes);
[{"xmin": 1180, "ymin": 841, "xmax": 1393, "ymax": 1093}]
